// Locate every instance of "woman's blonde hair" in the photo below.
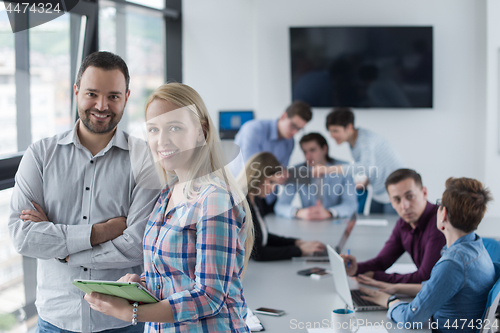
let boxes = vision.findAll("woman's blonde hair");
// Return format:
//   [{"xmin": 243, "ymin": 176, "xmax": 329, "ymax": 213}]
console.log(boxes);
[
  {"xmin": 145, "ymin": 82, "xmax": 254, "ymax": 270},
  {"xmin": 238, "ymin": 152, "xmax": 283, "ymax": 198}
]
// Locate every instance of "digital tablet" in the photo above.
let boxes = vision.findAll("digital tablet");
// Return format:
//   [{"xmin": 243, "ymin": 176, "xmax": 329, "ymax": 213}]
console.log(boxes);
[{"xmin": 72, "ymin": 279, "xmax": 159, "ymax": 303}]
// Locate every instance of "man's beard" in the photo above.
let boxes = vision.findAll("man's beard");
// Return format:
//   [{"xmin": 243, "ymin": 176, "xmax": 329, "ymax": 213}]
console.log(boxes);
[{"xmin": 79, "ymin": 108, "xmax": 122, "ymax": 134}]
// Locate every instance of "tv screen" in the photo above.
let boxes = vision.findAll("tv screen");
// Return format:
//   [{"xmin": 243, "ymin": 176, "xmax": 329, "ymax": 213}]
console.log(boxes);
[{"xmin": 290, "ymin": 26, "xmax": 433, "ymax": 108}]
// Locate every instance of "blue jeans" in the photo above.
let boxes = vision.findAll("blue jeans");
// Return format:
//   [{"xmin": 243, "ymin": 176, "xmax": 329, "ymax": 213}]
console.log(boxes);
[{"xmin": 36, "ymin": 318, "xmax": 145, "ymax": 333}]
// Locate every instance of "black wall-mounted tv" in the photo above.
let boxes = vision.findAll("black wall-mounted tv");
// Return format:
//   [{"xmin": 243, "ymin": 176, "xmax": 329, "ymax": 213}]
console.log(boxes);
[{"xmin": 290, "ymin": 26, "xmax": 433, "ymax": 108}]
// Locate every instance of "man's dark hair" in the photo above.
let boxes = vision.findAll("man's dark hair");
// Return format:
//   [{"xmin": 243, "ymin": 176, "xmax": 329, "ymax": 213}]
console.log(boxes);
[
  {"xmin": 285, "ymin": 101, "xmax": 312, "ymax": 122},
  {"xmin": 385, "ymin": 168, "xmax": 423, "ymax": 190},
  {"xmin": 299, "ymin": 132, "xmax": 333, "ymax": 163},
  {"xmin": 326, "ymin": 107, "xmax": 354, "ymax": 129},
  {"xmin": 75, "ymin": 51, "xmax": 130, "ymax": 92}
]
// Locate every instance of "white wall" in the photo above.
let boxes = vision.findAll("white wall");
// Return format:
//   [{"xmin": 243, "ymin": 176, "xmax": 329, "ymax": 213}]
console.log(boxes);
[
  {"xmin": 485, "ymin": 0, "xmax": 500, "ymax": 216},
  {"xmin": 184, "ymin": 0, "xmax": 493, "ymax": 215}
]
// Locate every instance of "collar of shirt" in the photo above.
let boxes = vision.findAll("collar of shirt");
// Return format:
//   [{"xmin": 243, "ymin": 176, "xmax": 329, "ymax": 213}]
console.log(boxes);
[
  {"xmin": 401, "ymin": 201, "xmax": 437, "ymax": 233},
  {"xmin": 159, "ymin": 177, "xmax": 203, "ymax": 218},
  {"xmin": 269, "ymin": 119, "xmax": 280, "ymax": 141},
  {"xmin": 57, "ymin": 119, "xmax": 129, "ymax": 154},
  {"xmin": 442, "ymin": 232, "xmax": 478, "ymax": 253}
]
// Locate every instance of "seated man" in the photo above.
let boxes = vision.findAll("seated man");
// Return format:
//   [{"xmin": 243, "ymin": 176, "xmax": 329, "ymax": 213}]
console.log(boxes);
[
  {"xmin": 341, "ymin": 168, "xmax": 446, "ymax": 283},
  {"xmin": 275, "ymin": 133, "xmax": 357, "ymax": 220}
]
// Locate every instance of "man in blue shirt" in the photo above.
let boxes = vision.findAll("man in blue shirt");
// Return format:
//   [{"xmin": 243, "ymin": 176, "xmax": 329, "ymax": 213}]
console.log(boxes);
[
  {"xmin": 275, "ymin": 133, "xmax": 357, "ymax": 220},
  {"xmin": 230, "ymin": 101, "xmax": 312, "ymax": 213}
]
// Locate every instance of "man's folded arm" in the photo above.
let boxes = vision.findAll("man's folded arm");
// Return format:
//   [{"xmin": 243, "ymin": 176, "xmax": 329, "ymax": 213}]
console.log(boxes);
[
  {"xmin": 68, "ymin": 157, "xmax": 160, "ymax": 270},
  {"xmin": 8, "ymin": 147, "xmax": 93, "ymax": 259}
]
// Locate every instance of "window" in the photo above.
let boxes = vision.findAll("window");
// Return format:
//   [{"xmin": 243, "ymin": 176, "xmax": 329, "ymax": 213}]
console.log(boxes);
[
  {"xmin": 0, "ymin": 3, "xmax": 17, "ymax": 157},
  {"xmin": 99, "ymin": 1, "xmax": 165, "ymax": 134},
  {"xmin": 127, "ymin": 0, "xmax": 164, "ymax": 10},
  {"xmin": 30, "ymin": 14, "xmax": 72, "ymax": 143}
]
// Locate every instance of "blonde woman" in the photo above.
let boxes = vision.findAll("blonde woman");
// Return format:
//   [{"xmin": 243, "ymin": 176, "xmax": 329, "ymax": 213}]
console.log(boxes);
[
  {"xmin": 240, "ymin": 152, "xmax": 325, "ymax": 261},
  {"xmin": 85, "ymin": 83, "xmax": 254, "ymax": 332}
]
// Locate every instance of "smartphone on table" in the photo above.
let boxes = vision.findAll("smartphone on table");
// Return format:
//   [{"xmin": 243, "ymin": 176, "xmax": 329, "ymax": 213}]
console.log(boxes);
[
  {"xmin": 297, "ymin": 267, "xmax": 326, "ymax": 276},
  {"xmin": 254, "ymin": 307, "xmax": 286, "ymax": 316}
]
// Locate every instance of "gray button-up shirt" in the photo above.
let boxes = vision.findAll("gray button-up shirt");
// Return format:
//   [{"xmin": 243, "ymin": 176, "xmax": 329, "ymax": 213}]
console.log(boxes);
[{"xmin": 8, "ymin": 121, "xmax": 161, "ymax": 332}]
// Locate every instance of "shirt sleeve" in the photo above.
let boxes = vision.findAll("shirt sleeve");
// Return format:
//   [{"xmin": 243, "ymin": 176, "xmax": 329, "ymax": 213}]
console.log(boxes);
[
  {"xmin": 371, "ymin": 229, "xmax": 445, "ymax": 283},
  {"xmin": 326, "ymin": 174, "xmax": 358, "ymax": 218},
  {"xmin": 235, "ymin": 122, "xmax": 263, "ymax": 162},
  {"xmin": 274, "ymin": 182, "xmax": 300, "ymax": 218},
  {"xmin": 167, "ymin": 189, "xmax": 244, "ymax": 323},
  {"xmin": 349, "ymin": 137, "xmax": 377, "ymax": 180},
  {"xmin": 357, "ymin": 222, "xmax": 405, "ymax": 276},
  {"xmin": 8, "ymin": 145, "xmax": 93, "ymax": 260},
  {"xmin": 68, "ymin": 148, "xmax": 160, "ymax": 270},
  {"xmin": 387, "ymin": 259, "xmax": 464, "ymax": 325},
  {"xmin": 250, "ymin": 197, "xmax": 301, "ymax": 261},
  {"xmin": 252, "ymin": 233, "xmax": 301, "ymax": 261},
  {"xmin": 281, "ymin": 140, "xmax": 294, "ymax": 167}
]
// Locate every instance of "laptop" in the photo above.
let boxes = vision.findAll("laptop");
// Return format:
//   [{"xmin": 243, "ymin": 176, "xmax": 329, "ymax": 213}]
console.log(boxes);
[
  {"xmin": 308, "ymin": 212, "xmax": 357, "ymax": 259},
  {"xmin": 334, "ymin": 212, "xmax": 357, "ymax": 254},
  {"xmin": 327, "ymin": 244, "xmax": 386, "ymax": 311}
]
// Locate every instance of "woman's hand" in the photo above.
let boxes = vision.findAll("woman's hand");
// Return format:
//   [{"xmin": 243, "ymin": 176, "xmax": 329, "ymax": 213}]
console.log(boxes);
[
  {"xmin": 84, "ymin": 292, "xmax": 132, "ymax": 322},
  {"xmin": 118, "ymin": 273, "xmax": 146, "ymax": 288},
  {"xmin": 358, "ymin": 286, "xmax": 392, "ymax": 308},
  {"xmin": 295, "ymin": 240, "xmax": 326, "ymax": 256},
  {"xmin": 356, "ymin": 274, "xmax": 399, "ymax": 294}
]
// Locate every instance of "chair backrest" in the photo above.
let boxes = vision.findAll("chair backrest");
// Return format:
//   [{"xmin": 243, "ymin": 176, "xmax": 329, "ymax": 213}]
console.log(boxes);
[
  {"xmin": 363, "ymin": 184, "xmax": 373, "ymax": 216},
  {"xmin": 483, "ymin": 238, "xmax": 500, "ymax": 262},
  {"xmin": 478, "ymin": 262, "xmax": 500, "ymax": 333}
]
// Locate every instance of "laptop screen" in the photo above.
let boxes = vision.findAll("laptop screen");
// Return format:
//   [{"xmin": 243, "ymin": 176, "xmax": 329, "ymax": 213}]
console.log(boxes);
[
  {"xmin": 335, "ymin": 213, "xmax": 357, "ymax": 254},
  {"xmin": 327, "ymin": 245, "xmax": 354, "ymax": 310}
]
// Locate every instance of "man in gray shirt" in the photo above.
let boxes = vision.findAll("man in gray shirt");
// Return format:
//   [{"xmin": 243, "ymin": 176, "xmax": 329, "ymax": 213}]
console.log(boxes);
[
  {"xmin": 314, "ymin": 108, "xmax": 403, "ymax": 214},
  {"xmin": 8, "ymin": 52, "xmax": 160, "ymax": 332}
]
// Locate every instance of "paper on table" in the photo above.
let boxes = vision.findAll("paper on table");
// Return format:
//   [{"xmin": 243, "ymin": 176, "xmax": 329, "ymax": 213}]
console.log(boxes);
[
  {"xmin": 246, "ymin": 309, "xmax": 264, "ymax": 331},
  {"xmin": 307, "ymin": 326, "xmax": 389, "ymax": 333},
  {"xmin": 356, "ymin": 219, "xmax": 389, "ymax": 226},
  {"xmin": 385, "ymin": 263, "xmax": 417, "ymax": 274}
]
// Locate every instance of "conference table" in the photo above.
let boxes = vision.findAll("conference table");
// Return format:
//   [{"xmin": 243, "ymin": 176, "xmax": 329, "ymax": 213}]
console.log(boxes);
[{"xmin": 243, "ymin": 214, "xmax": 431, "ymax": 332}]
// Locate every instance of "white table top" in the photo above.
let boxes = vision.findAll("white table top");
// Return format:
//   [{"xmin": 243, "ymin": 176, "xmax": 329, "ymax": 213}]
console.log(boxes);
[{"xmin": 242, "ymin": 214, "xmax": 431, "ymax": 332}]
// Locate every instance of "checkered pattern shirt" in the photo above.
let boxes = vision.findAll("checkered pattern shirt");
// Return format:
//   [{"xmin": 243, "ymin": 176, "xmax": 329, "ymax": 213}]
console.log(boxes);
[{"xmin": 143, "ymin": 179, "xmax": 250, "ymax": 332}]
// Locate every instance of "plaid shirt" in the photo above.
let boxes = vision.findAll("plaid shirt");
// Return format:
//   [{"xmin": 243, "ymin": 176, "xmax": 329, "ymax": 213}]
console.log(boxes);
[{"xmin": 143, "ymin": 178, "xmax": 250, "ymax": 332}]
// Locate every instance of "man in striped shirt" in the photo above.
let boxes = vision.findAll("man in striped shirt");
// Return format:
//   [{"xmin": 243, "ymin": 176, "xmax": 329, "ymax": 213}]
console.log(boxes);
[{"xmin": 315, "ymin": 107, "xmax": 403, "ymax": 213}]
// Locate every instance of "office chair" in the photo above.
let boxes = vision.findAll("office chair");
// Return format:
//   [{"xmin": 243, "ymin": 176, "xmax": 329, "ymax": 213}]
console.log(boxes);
[
  {"xmin": 483, "ymin": 238, "xmax": 500, "ymax": 262},
  {"xmin": 361, "ymin": 184, "xmax": 373, "ymax": 216},
  {"xmin": 478, "ymin": 262, "xmax": 500, "ymax": 333}
]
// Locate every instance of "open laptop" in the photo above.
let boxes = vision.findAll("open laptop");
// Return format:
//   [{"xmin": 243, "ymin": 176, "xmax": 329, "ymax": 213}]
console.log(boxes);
[
  {"xmin": 308, "ymin": 212, "xmax": 357, "ymax": 259},
  {"xmin": 327, "ymin": 244, "xmax": 385, "ymax": 311},
  {"xmin": 334, "ymin": 212, "xmax": 357, "ymax": 254}
]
